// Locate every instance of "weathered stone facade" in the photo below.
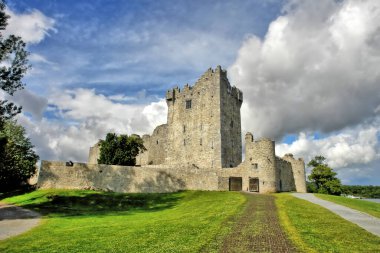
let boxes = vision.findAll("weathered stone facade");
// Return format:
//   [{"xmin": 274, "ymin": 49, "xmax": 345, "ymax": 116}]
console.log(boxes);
[{"xmin": 40, "ymin": 66, "xmax": 306, "ymax": 193}]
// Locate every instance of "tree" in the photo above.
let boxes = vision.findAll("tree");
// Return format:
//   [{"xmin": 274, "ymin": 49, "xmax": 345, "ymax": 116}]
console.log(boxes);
[
  {"xmin": 0, "ymin": 120, "xmax": 39, "ymax": 191},
  {"xmin": 307, "ymin": 155, "xmax": 342, "ymax": 195},
  {"xmin": 98, "ymin": 133, "xmax": 146, "ymax": 166},
  {"xmin": 0, "ymin": 1, "xmax": 36, "ymax": 192},
  {"xmin": 0, "ymin": 0, "xmax": 29, "ymax": 127}
]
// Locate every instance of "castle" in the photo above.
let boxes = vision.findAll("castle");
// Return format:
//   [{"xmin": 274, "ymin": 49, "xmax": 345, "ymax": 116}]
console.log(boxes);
[{"xmin": 38, "ymin": 66, "xmax": 306, "ymax": 193}]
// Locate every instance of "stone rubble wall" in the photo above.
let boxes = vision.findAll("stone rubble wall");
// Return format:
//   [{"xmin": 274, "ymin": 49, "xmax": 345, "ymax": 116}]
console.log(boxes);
[
  {"xmin": 88, "ymin": 141, "xmax": 101, "ymax": 164},
  {"xmin": 38, "ymin": 161, "xmax": 220, "ymax": 193},
  {"xmin": 282, "ymin": 154, "xmax": 307, "ymax": 193},
  {"xmin": 219, "ymin": 68, "xmax": 243, "ymax": 168},
  {"xmin": 136, "ymin": 124, "xmax": 168, "ymax": 166},
  {"xmin": 243, "ymin": 133, "xmax": 278, "ymax": 193},
  {"xmin": 275, "ymin": 157, "xmax": 296, "ymax": 192},
  {"xmin": 165, "ymin": 67, "xmax": 223, "ymax": 168}
]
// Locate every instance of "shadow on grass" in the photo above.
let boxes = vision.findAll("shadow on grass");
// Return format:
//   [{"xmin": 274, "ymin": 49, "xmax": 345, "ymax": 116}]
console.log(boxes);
[
  {"xmin": 0, "ymin": 185, "xmax": 37, "ymax": 201},
  {"xmin": 15, "ymin": 191, "xmax": 183, "ymax": 218}
]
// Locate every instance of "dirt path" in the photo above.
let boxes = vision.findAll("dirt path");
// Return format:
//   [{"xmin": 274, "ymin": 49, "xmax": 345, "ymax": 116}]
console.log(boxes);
[
  {"xmin": 220, "ymin": 193, "xmax": 296, "ymax": 253},
  {"xmin": 0, "ymin": 202, "xmax": 41, "ymax": 240}
]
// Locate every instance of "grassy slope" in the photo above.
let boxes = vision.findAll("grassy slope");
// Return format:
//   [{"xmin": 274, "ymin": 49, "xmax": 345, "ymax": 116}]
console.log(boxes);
[
  {"xmin": 0, "ymin": 190, "xmax": 245, "ymax": 253},
  {"xmin": 276, "ymin": 194, "xmax": 380, "ymax": 253},
  {"xmin": 315, "ymin": 193, "xmax": 380, "ymax": 218}
]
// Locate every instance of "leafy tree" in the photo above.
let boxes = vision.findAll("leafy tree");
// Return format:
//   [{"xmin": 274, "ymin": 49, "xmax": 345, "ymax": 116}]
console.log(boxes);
[
  {"xmin": 98, "ymin": 133, "xmax": 146, "ymax": 166},
  {"xmin": 0, "ymin": 120, "xmax": 39, "ymax": 192},
  {"xmin": 0, "ymin": 0, "xmax": 29, "ymax": 126},
  {"xmin": 307, "ymin": 155, "xmax": 342, "ymax": 195},
  {"xmin": 0, "ymin": 1, "xmax": 36, "ymax": 192}
]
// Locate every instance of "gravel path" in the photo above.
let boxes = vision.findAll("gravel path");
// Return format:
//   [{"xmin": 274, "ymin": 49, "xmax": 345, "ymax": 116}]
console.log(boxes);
[
  {"xmin": 220, "ymin": 193, "xmax": 296, "ymax": 253},
  {"xmin": 0, "ymin": 202, "xmax": 41, "ymax": 240},
  {"xmin": 292, "ymin": 193, "xmax": 380, "ymax": 237}
]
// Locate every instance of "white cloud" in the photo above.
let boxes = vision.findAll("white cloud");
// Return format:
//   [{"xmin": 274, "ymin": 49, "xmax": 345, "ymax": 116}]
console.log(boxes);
[
  {"xmin": 229, "ymin": 0, "xmax": 380, "ymax": 139},
  {"xmin": 4, "ymin": 7, "xmax": 56, "ymax": 44},
  {"xmin": 17, "ymin": 88, "xmax": 168, "ymax": 162},
  {"xmin": 142, "ymin": 99, "xmax": 167, "ymax": 130},
  {"xmin": 276, "ymin": 121, "xmax": 380, "ymax": 184},
  {"xmin": 276, "ymin": 126, "xmax": 379, "ymax": 169}
]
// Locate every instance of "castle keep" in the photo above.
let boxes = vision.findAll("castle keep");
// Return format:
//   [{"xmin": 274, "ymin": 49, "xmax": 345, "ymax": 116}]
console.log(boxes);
[
  {"xmin": 39, "ymin": 66, "xmax": 306, "ymax": 193},
  {"xmin": 136, "ymin": 66, "xmax": 242, "ymax": 168}
]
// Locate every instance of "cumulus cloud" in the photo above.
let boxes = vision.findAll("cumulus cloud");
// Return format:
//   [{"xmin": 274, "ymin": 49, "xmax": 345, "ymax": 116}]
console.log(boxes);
[
  {"xmin": 276, "ymin": 122, "xmax": 380, "ymax": 184},
  {"xmin": 276, "ymin": 126, "xmax": 379, "ymax": 168},
  {"xmin": 229, "ymin": 0, "xmax": 380, "ymax": 139},
  {"xmin": 4, "ymin": 7, "xmax": 56, "ymax": 44},
  {"xmin": 18, "ymin": 88, "xmax": 167, "ymax": 162}
]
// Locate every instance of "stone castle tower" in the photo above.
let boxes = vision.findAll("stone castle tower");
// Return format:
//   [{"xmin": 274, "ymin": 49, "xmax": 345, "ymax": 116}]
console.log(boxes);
[
  {"xmin": 165, "ymin": 66, "xmax": 243, "ymax": 168},
  {"xmin": 84, "ymin": 66, "xmax": 307, "ymax": 193}
]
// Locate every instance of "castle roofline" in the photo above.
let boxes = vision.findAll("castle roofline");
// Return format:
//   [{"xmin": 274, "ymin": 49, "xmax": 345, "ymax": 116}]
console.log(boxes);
[{"xmin": 166, "ymin": 66, "xmax": 242, "ymax": 102}]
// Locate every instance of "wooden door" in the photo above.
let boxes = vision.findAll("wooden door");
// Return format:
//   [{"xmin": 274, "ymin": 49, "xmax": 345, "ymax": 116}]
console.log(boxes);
[
  {"xmin": 249, "ymin": 178, "xmax": 259, "ymax": 192},
  {"xmin": 229, "ymin": 177, "xmax": 242, "ymax": 191}
]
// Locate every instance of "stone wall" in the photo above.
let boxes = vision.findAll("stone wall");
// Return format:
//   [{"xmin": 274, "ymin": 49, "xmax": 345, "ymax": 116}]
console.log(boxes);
[
  {"xmin": 39, "ymin": 161, "xmax": 220, "ymax": 193},
  {"xmin": 276, "ymin": 157, "xmax": 296, "ymax": 192},
  {"xmin": 244, "ymin": 133, "xmax": 277, "ymax": 193},
  {"xmin": 282, "ymin": 154, "xmax": 307, "ymax": 193},
  {"xmin": 136, "ymin": 124, "xmax": 168, "ymax": 165},
  {"xmin": 219, "ymin": 164, "xmax": 260, "ymax": 192},
  {"xmin": 88, "ymin": 141, "xmax": 101, "ymax": 164},
  {"xmin": 219, "ymin": 68, "xmax": 243, "ymax": 167},
  {"xmin": 165, "ymin": 67, "xmax": 222, "ymax": 168},
  {"xmin": 136, "ymin": 134, "xmax": 150, "ymax": 165},
  {"xmin": 164, "ymin": 66, "xmax": 243, "ymax": 169}
]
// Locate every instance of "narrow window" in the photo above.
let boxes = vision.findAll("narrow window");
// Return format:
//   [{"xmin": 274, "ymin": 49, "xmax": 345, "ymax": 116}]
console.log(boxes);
[
  {"xmin": 211, "ymin": 141, "xmax": 214, "ymax": 149},
  {"xmin": 183, "ymin": 125, "xmax": 186, "ymax": 133},
  {"xmin": 230, "ymin": 120, "xmax": 234, "ymax": 128},
  {"xmin": 200, "ymin": 138, "xmax": 202, "ymax": 146},
  {"xmin": 156, "ymin": 140, "xmax": 159, "ymax": 145},
  {"xmin": 186, "ymin": 100, "xmax": 192, "ymax": 109}
]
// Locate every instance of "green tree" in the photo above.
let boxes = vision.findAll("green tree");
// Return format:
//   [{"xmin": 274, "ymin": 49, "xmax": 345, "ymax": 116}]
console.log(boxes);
[
  {"xmin": 98, "ymin": 133, "xmax": 146, "ymax": 166},
  {"xmin": 0, "ymin": 1, "xmax": 36, "ymax": 192},
  {"xmin": 0, "ymin": 0, "xmax": 29, "ymax": 126},
  {"xmin": 0, "ymin": 120, "xmax": 39, "ymax": 191},
  {"xmin": 307, "ymin": 155, "xmax": 342, "ymax": 195}
]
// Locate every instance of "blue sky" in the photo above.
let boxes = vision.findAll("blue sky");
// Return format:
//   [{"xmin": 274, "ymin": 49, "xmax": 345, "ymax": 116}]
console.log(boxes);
[
  {"xmin": 3, "ymin": 0, "xmax": 380, "ymax": 185},
  {"xmin": 10, "ymin": 0, "xmax": 283, "ymax": 97}
]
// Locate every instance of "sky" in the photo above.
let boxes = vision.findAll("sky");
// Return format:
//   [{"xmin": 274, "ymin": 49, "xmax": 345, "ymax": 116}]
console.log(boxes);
[{"xmin": 2, "ymin": 0, "xmax": 380, "ymax": 185}]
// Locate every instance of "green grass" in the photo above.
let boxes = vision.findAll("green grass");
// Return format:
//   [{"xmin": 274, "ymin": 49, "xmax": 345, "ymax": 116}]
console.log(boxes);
[
  {"xmin": 315, "ymin": 193, "xmax": 380, "ymax": 218},
  {"xmin": 0, "ymin": 189, "xmax": 245, "ymax": 253},
  {"xmin": 276, "ymin": 193, "xmax": 380, "ymax": 253}
]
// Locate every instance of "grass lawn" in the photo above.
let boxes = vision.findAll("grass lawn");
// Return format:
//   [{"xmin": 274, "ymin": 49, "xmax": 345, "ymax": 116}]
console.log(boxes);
[
  {"xmin": 276, "ymin": 193, "xmax": 380, "ymax": 253},
  {"xmin": 0, "ymin": 189, "xmax": 245, "ymax": 253},
  {"xmin": 315, "ymin": 193, "xmax": 380, "ymax": 218}
]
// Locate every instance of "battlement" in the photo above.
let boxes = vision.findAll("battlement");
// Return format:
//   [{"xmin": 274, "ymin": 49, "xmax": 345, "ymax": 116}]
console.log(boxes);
[
  {"xmin": 245, "ymin": 132, "xmax": 274, "ymax": 145},
  {"xmin": 283, "ymin": 153, "xmax": 304, "ymax": 162},
  {"xmin": 165, "ymin": 66, "xmax": 243, "ymax": 104}
]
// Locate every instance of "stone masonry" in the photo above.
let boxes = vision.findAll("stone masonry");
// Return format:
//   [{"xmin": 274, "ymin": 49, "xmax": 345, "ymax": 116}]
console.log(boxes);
[{"xmin": 42, "ymin": 66, "xmax": 306, "ymax": 193}]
